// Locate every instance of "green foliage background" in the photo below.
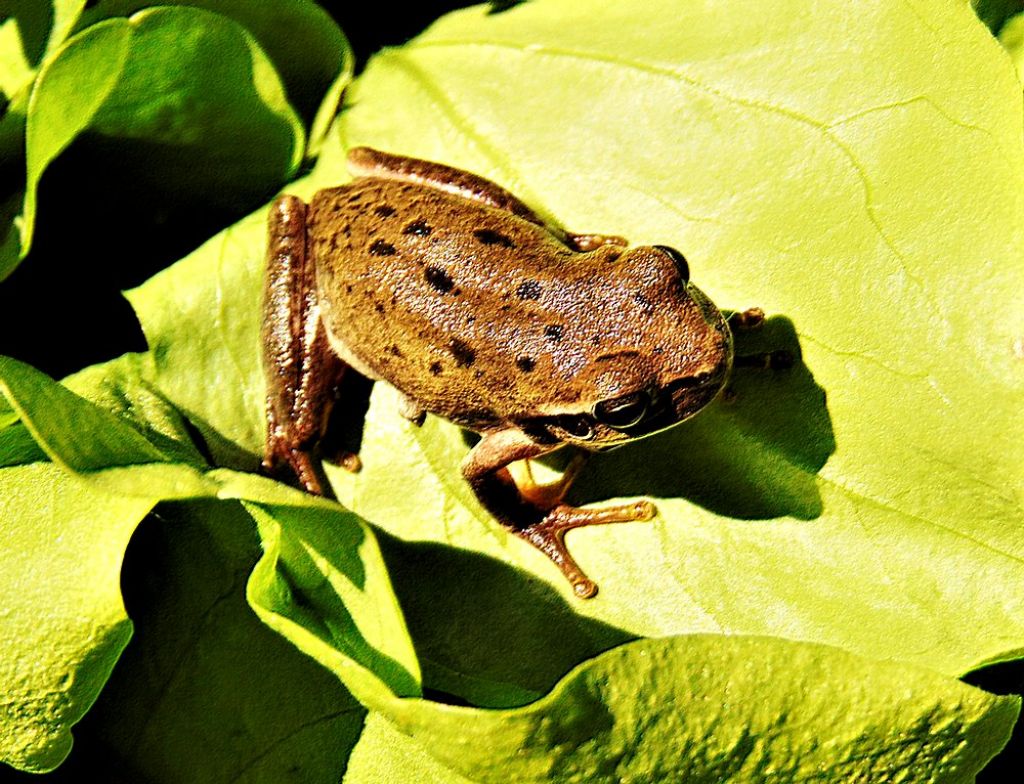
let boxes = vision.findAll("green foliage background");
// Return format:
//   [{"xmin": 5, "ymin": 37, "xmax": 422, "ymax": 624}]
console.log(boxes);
[{"xmin": 1, "ymin": 0, "xmax": 1023, "ymax": 781}]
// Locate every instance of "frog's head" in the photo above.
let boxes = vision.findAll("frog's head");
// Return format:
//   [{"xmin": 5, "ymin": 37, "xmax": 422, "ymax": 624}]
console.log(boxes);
[{"xmin": 544, "ymin": 245, "xmax": 732, "ymax": 450}]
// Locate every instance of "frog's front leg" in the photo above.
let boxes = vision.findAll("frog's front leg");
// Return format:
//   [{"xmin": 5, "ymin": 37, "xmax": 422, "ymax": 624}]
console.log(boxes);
[
  {"xmin": 462, "ymin": 429, "xmax": 656, "ymax": 598},
  {"xmin": 262, "ymin": 195, "xmax": 353, "ymax": 495}
]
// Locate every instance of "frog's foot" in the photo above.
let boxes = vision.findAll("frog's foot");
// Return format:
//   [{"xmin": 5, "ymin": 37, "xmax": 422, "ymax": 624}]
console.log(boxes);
[
  {"xmin": 515, "ymin": 500, "xmax": 657, "ymax": 599},
  {"xmin": 323, "ymin": 449, "xmax": 362, "ymax": 473},
  {"xmin": 566, "ymin": 232, "xmax": 628, "ymax": 252},
  {"xmin": 263, "ymin": 446, "xmax": 327, "ymax": 496},
  {"xmin": 728, "ymin": 307, "xmax": 765, "ymax": 331}
]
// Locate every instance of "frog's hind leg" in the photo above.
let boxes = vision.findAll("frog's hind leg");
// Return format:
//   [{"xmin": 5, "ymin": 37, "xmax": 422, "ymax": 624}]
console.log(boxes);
[
  {"xmin": 262, "ymin": 195, "xmax": 357, "ymax": 496},
  {"xmin": 347, "ymin": 147, "xmax": 547, "ymax": 227},
  {"xmin": 348, "ymin": 147, "xmax": 631, "ymax": 254}
]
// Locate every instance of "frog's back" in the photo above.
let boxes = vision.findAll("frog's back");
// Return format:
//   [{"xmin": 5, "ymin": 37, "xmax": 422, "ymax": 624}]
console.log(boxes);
[{"xmin": 308, "ymin": 177, "xmax": 694, "ymax": 430}]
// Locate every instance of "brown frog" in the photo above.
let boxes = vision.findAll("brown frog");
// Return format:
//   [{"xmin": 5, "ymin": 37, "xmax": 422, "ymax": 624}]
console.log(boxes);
[{"xmin": 262, "ymin": 147, "xmax": 752, "ymax": 598}]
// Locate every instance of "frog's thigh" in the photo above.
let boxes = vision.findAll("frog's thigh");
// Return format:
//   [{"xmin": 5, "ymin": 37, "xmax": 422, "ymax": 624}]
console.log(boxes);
[
  {"xmin": 262, "ymin": 195, "xmax": 351, "ymax": 495},
  {"xmin": 347, "ymin": 146, "xmax": 546, "ymax": 226}
]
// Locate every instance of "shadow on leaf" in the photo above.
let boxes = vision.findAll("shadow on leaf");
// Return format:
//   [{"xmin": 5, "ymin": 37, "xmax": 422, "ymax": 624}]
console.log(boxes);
[
  {"xmin": 570, "ymin": 315, "xmax": 834, "ymax": 520},
  {"xmin": 375, "ymin": 528, "xmax": 634, "ymax": 708}
]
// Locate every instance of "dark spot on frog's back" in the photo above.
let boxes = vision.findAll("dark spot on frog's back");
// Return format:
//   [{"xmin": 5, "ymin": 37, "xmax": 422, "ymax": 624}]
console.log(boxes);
[
  {"xmin": 633, "ymin": 292, "xmax": 654, "ymax": 314},
  {"xmin": 369, "ymin": 240, "xmax": 396, "ymax": 256},
  {"xmin": 450, "ymin": 339, "xmax": 476, "ymax": 367},
  {"xmin": 544, "ymin": 324, "xmax": 564, "ymax": 341},
  {"xmin": 516, "ymin": 356, "xmax": 535, "ymax": 372},
  {"xmin": 403, "ymin": 220, "xmax": 432, "ymax": 236},
  {"xmin": 474, "ymin": 229, "xmax": 515, "ymax": 248},
  {"xmin": 517, "ymin": 280, "xmax": 542, "ymax": 300},
  {"xmin": 430, "ymin": 362, "xmax": 443, "ymax": 375},
  {"xmin": 424, "ymin": 265, "xmax": 455, "ymax": 293},
  {"xmin": 373, "ymin": 205, "xmax": 396, "ymax": 218}
]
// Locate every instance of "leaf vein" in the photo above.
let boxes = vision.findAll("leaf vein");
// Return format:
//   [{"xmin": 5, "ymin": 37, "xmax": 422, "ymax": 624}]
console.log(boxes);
[{"xmin": 405, "ymin": 39, "xmax": 938, "ymax": 304}]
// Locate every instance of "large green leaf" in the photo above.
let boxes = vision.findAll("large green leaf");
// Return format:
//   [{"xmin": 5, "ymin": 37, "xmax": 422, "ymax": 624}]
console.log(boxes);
[
  {"xmin": 259, "ymin": 599, "xmax": 1018, "ymax": 783},
  {"xmin": 333, "ymin": 0, "xmax": 1024, "ymax": 678}
]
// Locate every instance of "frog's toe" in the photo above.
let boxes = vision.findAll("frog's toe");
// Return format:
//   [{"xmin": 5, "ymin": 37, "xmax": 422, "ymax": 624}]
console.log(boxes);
[
  {"xmin": 572, "ymin": 577, "xmax": 598, "ymax": 599},
  {"xmin": 728, "ymin": 307, "xmax": 765, "ymax": 330}
]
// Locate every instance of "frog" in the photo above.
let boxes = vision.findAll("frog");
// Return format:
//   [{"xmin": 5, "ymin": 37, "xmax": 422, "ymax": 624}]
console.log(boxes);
[{"xmin": 262, "ymin": 146, "xmax": 758, "ymax": 599}]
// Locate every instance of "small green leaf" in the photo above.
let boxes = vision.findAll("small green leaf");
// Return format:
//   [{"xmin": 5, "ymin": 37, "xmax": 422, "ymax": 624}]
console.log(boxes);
[
  {"xmin": 0, "ymin": 0, "xmax": 88, "ymax": 98},
  {"xmin": 245, "ymin": 500, "xmax": 422, "ymax": 702},
  {"xmin": 0, "ymin": 353, "xmax": 219, "ymax": 498},
  {"xmin": 76, "ymin": 0, "xmax": 354, "ymax": 147},
  {"xmin": 0, "ymin": 464, "xmax": 154, "ymax": 773},
  {"xmin": 3, "ymin": 16, "xmax": 129, "ymax": 277},
  {"xmin": 4, "ymin": 5, "xmax": 304, "ymax": 280}
]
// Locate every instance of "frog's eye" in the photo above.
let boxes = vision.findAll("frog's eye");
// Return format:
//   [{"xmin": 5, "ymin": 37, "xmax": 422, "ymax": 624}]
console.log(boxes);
[
  {"xmin": 594, "ymin": 391, "xmax": 649, "ymax": 430},
  {"xmin": 554, "ymin": 414, "xmax": 595, "ymax": 440},
  {"xmin": 654, "ymin": 245, "xmax": 689, "ymax": 283}
]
